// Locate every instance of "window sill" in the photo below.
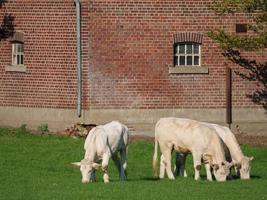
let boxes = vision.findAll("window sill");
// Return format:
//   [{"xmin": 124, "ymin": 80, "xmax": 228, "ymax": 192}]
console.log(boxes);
[
  {"xmin": 5, "ymin": 65, "xmax": 27, "ymax": 72},
  {"xmin": 169, "ymin": 66, "xmax": 209, "ymax": 74}
]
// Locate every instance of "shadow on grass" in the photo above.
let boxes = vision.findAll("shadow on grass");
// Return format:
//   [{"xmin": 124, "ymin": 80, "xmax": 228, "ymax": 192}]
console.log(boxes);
[
  {"xmin": 124, "ymin": 177, "xmax": 159, "ymax": 182},
  {"xmin": 250, "ymin": 175, "xmax": 261, "ymax": 179},
  {"xmin": 227, "ymin": 174, "xmax": 261, "ymax": 180}
]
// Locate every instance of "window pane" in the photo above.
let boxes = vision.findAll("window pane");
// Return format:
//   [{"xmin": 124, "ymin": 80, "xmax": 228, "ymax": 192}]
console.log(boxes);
[
  {"xmin": 17, "ymin": 55, "xmax": 20, "ymax": 65},
  {"xmin": 14, "ymin": 44, "xmax": 18, "ymax": 52},
  {"xmin": 21, "ymin": 55, "xmax": 24, "ymax": 65},
  {"xmin": 194, "ymin": 56, "xmax": 199, "ymax": 65},
  {"xmin": 179, "ymin": 44, "xmax": 185, "ymax": 54},
  {"xmin": 13, "ymin": 55, "xmax": 16, "ymax": 65},
  {"xmin": 174, "ymin": 56, "xmax": 178, "ymax": 66},
  {"xmin": 187, "ymin": 56, "xmax": 192, "ymax": 65},
  {"xmin": 179, "ymin": 56, "xmax": 185, "ymax": 65},
  {"xmin": 193, "ymin": 44, "xmax": 199, "ymax": 54},
  {"xmin": 18, "ymin": 44, "xmax": 22, "ymax": 52},
  {"xmin": 21, "ymin": 44, "xmax": 24, "ymax": 52},
  {"xmin": 186, "ymin": 44, "xmax": 192, "ymax": 54},
  {"xmin": 174, "ymin": 45, "xmax": 178, "ymax": 55}
]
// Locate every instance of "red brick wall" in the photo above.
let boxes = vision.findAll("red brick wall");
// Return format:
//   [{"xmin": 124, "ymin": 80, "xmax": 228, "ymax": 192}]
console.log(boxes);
[
  {"xmin": 87, "ymin": 0, "xmax": 264, "ymax": 109},
  {"xmin": 0, "ymin": 0, "xmax": 264, "ymax": 111},
  {"xmin": 0, "ymin": 0, "xmax": 89, "ymax": 109}
]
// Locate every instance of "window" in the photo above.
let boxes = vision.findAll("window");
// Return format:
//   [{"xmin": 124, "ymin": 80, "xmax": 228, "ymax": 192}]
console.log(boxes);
[
  {"xmin": 236, "ymin": 24, "xmax": 247, "ymax": 33},
  {"xmin": 5, "ymin": 31, "xmax": 26, "ymax": 72},
  {"xmin": 12, "ymin": 42, "xmax": 24, "ymax": 66},
  {"xmin": 174, "ymin": 43, "xmax": 200, "ymax": 66},
  {"xmin": 169, "ymin": 32, "xmax": 208, "ymax": 74}
]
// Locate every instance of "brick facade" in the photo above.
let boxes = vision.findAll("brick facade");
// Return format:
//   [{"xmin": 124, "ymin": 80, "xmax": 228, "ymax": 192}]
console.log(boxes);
[
  {"xmin": 0, "ymin": 1, "xmax": 88, "ymax": 109},
  {"xmin": 87, "ymin": 0, "xmax": 263, "ymax": 109},
  {"xmin": 0, "ymin": 0, "xmax": 266, "ymax": 133}
]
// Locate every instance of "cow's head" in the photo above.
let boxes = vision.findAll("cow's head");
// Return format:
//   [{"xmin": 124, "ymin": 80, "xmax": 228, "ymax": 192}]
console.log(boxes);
[
  {"xmin": 72, "ymin": 159, "xmax": 101, "ymax": 183},
  {"xmin": 212, "ymin": 161, "xmax": 232, "ymax": 182},
  {"xmin": 236, "ymin": 156, "xmax": 253, "ymax": 180}
]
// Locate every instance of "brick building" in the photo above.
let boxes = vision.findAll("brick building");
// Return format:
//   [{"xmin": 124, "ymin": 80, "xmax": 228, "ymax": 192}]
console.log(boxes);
[{"xmin": 0, "ymin": 0, "xmax": 266, "ymax": 135}]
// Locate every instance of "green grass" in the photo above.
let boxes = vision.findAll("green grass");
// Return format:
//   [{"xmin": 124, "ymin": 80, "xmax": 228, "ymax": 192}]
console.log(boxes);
[{"xmin": 0, "ymin": 127, "xmax": 267, "ymax": 200}]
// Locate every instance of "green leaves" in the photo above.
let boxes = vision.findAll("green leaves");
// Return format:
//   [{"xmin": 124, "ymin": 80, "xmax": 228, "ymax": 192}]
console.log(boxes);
[
  {"xmin": 208, "ymin": 0, "xmax": 266, "ymax": 51},
  {"xmin": 210, "ymin": 0, "xmax": 266, "ymax": 14},
  {"xmin": 207, "ymin": 30, "xmax": 266, "ymax": 51}
]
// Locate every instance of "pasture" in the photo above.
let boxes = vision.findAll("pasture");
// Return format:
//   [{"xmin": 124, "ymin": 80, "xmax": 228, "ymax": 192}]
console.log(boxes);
[{"xmin": 0, "ymin": 127, "xmax": 267, "ymax": 200}]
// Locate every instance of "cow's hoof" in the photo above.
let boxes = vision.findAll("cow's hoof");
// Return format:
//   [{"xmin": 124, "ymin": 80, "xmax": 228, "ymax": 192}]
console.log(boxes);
[{"xmin": 103, "ymin": 174, "xmax": 109, "ymax": 183}]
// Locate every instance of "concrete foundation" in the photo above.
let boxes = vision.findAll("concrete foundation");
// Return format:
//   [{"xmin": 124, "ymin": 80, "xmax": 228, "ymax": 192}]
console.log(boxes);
[{"xmin": 0, "ymin": 106, "xmax": 266, "ymax": 136}]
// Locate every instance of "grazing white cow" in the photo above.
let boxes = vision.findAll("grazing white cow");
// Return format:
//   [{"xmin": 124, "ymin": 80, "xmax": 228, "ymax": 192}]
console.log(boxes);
[
  {"xmin": 72, "ymin": 121, "xmax": 129, "ymax": 183},
  {"xmin": 174, "ymin": 122, "xmax": 253, "ymax": 180},
  {"xmin": 153, "ymin": 118, "xmax": 232, "ymax": 182}
]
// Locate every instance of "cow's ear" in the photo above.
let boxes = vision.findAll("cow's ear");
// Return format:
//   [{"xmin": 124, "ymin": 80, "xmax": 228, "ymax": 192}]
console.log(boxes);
[
  {"xmin": 71, "ymin": 162, "xmax": 81, "ymax": 167},
  {"xmin": 203, "ymin": 153, "xmax": 212, "ymax": 162},
  {"xmin": 211, "ymin": 164, "xmax": 219, "ymax": 170},
  {"xmin": 249, "ymin": 156, "xmax": 254, "ymax": 161}
]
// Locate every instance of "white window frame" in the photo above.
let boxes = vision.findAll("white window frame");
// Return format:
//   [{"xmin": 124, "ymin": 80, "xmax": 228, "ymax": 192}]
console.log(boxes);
[
  {"xmin": 12, "ymin": 42, "xmax": 24, "ymax": 66},
  {"xmin": 174, "ymin": 43, "xmax": 201, "ymax": 66}
]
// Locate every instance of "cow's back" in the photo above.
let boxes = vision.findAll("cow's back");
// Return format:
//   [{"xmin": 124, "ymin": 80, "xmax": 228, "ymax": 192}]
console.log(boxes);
[
  {"xmin": 155, "ymin": 118, "xmax": 216, "ymax": 151},
  {"xmin": 103, "ymin": 121, "xmax": 129, "ymax": 152}
]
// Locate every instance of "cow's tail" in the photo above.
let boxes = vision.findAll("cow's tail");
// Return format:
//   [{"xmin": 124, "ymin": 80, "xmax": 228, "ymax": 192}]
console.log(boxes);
[{"xmin": 152, "ymin": 136, "xmax": 159, "ymax": 177}]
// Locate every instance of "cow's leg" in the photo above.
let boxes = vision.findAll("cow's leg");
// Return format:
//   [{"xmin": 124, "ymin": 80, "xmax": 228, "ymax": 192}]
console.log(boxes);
[
  {"xmin": 192, "ymin": 152, "xmax": 202, "ymax": 181},
  {"xmin": 102, "ymin": 153, "xmax": 110, "ymax": 183},
  {"xmin": 161, "ymin": 146, "xmax": 175, "ymax": 180},
  {"xmin": 174, "ymin": 153, "xmax": 188, "ymax": 177},
  {"xmin": 204, "ymin": 163, "xmax": 213, "ymax": 181},
  {"xmin": 120, "ymin": 148, "xmax": 127, "ymax": 180},
  {"xmin": 159, "ymin": 154, "xmax": 166, "ymax": 179},
  {"xmin": 112, "ymin": 153, "xmax": 124, "ymax": 181}
]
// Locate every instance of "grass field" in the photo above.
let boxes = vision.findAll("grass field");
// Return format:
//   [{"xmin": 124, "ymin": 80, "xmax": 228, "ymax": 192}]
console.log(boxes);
[{"xmin": 0, "ymin": 127, "xmax": 267, "ymax": 200}]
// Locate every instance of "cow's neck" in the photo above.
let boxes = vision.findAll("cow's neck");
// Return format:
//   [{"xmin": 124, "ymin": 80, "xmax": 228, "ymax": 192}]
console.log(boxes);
[
  {"xmin": 225, "ymin": 137, "xmax": 244, "ymax": 163},
  {"xmin": 85, "ymin": 149, "xmax": 97, "ymax": 162},
  {"xmin": 210, "ymin": 137, "xmax": 225, "ymax": 164}
]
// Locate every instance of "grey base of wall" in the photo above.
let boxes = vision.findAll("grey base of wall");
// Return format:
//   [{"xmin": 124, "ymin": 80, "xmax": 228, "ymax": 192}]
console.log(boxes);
[{"xmin": 0, "ymin": 107, "xmax": 266, "ymax": 136}]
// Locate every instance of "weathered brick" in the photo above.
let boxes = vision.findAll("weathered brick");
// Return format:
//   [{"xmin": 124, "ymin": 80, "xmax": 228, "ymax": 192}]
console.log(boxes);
[{"xmin": 0, "ymin": 0, "xmax": 265, "ymax": 111}]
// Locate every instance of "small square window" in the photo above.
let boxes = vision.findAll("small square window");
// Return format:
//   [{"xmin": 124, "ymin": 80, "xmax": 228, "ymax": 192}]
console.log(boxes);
[
  {"xmin": 174, "ymin": 43, "xmax": 201, "ymax": 66},
  {"xmin": 236, "ymin": 24, "xmax": 247, "ymax": 33}
]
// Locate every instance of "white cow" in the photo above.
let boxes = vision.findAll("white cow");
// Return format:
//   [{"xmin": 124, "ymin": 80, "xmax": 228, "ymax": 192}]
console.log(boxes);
[
  {"xmin": 173, "ymin": 122, "xmax": 253, "ymax": 180},
  {"xmin": 72, "ymin": 121, "xmax": 129, "ymax": 183},
  {"xmin": 153, "ymin": 118, "xmax": 232, "ymax": 182}
]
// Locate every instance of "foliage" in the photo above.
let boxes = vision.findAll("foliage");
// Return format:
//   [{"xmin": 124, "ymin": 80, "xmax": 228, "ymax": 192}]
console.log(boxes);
[
  {"xmin": 37, "ymin": 124, "xmax": 49, "ymax": 135},
  {"xmin": 208, "ymin": 0, "xmax": 267, "ymax": 109},
  {"xmin": 0, "ymin": 0, "xmax": 15, "ymax": 41},
  {"xmin": 223, "ymin": 49, "xmax": 267, "ymax": 109},
  {"xmin": 208, "ymin": 0, "xmax": 266, "ymax": 50},
  {"xmin": 19, "ymin": 124, "xmax": 27, "ymax": 132},
  {"xmin": 0, "ymin": 127, "xmax": 267, "ymax": 200},
  {"xmin": 207, "ymin": 30, "xmax": 266, "ymax": 51}
]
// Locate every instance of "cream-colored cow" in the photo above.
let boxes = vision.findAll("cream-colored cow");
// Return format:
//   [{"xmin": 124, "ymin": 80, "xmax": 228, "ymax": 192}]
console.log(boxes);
[
  {"xmin": 173, "ymin": 122, "xmax": 253, "ymax": 180},
  {"xmin": 72, "ymin": 121, "xmax": 129, "ymax": 183},
  {"xmin": 153, "ymin": 118, "xmax": 232, "ymax": 182}
]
